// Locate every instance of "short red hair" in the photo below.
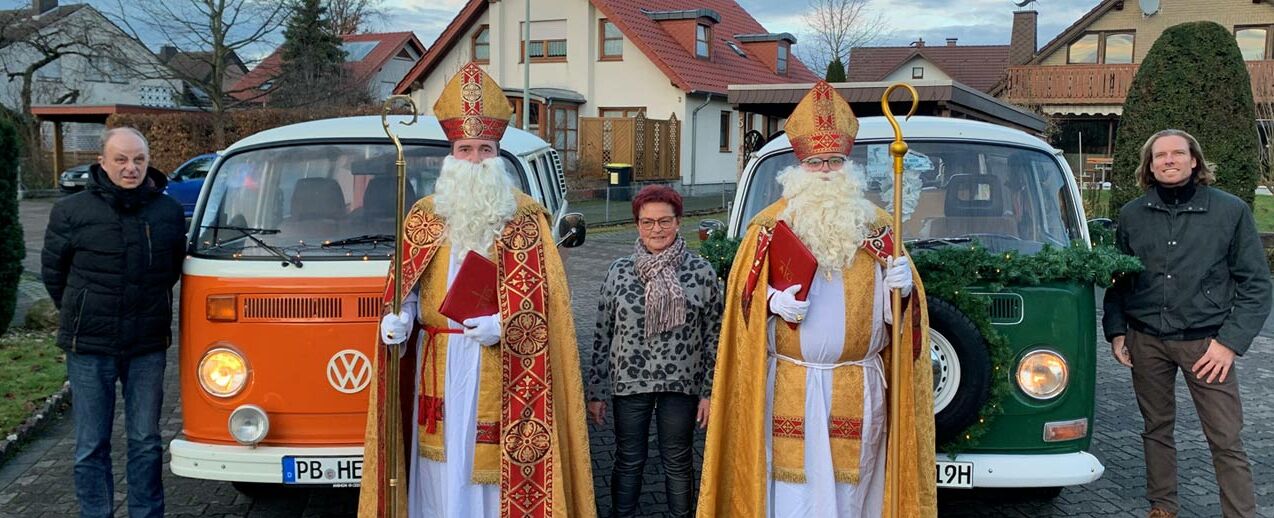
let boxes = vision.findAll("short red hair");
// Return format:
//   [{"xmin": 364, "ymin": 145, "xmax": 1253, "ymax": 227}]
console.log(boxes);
[{"xmin": 631, "ymin": 185, "xmax": 683, "ymax": 221}]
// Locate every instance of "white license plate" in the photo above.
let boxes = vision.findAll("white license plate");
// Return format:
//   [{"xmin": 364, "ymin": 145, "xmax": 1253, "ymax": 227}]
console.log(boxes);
[
  {"xmin": 282, "ymin": 456, "xmax": 363, "ymax": 485},
  {"xmin": 936, "ymin": 460, "xmax": 973, "ymax": 488}
]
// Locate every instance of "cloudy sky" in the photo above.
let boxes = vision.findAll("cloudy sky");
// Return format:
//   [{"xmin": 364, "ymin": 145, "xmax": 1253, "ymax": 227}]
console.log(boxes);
[
  {"xmin": 2, "ymin": 0, "xmax": 1104, "ymax": 64},
  {"xmin": 377, "ymin": 0, "xmax": 1105, "ymax": 51}
]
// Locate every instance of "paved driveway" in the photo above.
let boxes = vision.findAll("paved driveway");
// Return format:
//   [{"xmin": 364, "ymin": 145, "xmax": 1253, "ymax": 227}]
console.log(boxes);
[{"xmin": 1, "ymin": 199, "xmax": 1272, "ymax": 516}]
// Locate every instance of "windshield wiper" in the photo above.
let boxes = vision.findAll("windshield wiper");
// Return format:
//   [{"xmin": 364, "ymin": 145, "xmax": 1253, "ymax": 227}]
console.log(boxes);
[
  {"xmin": 905, "ymin": 237, "xmax": 973, "ymax": 249},
  {"xmin": 322, "ymin": 234, "xmax": 395, "ymax": 248},
  {"xmin": 201, "ymin": 224, "xmax": 302, "ymax": 268}
]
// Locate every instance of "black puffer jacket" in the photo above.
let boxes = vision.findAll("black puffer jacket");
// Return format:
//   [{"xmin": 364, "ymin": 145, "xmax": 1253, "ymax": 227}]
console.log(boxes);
[{"xmin": 42, "ymin": 164, "xmax": 185, "ymax": 356}]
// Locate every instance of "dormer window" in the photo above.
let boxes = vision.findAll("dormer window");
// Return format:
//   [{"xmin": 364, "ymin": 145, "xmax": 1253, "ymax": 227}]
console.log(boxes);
[
  {"xmin": 696, "ymin": 24, "xmax": 711, "ymax": 59},
  {"xmin": 776, "ymin": 44, "xmax": 788, "ymax": 74},
  {"xmin": 473, "ymin": 25, "xmax": 490, "ymax": 64}
]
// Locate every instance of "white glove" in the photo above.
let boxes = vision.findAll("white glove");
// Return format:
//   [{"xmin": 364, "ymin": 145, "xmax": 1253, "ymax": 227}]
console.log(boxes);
[
  {"xmin": 462, "ymin": 313, "xmax": 502, "ymax": 346},
  {"xmin": 380, "ymin": 311, "xmax": 413, "ymax": 345},
  {"xmin": 886, "ymin": 256, "xmax": 914, "ymax": 297},
  {"xmin": 768, "ymin": 284, "xmax": 810, "ymax": 324}
]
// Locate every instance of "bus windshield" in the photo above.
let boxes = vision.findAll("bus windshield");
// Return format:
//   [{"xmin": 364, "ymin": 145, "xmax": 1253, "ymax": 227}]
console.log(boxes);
[
  {"xmin": 192, "ymin": 142, "xmax": 525, "ymax": 260},
  {"xmin": 739, "ymin": 141, "xmax": 1083, "ymax": 254}
]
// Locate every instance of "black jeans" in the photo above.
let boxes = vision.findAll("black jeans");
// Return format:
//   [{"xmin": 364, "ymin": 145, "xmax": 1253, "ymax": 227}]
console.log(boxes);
[{"xmin": 609, "ymin": 392, "xmax": 698, "ymax": 518}]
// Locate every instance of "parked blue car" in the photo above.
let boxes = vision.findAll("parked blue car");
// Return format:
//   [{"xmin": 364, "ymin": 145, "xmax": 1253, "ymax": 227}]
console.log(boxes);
[{"xmin": 165, "ymin": 153, "xmax": 218, "ymax": 218}]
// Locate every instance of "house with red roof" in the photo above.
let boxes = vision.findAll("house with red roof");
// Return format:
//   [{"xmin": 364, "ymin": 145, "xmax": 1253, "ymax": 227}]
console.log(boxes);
[
  {"xmin": 233, "ymin": 31, "xmax": 424, "ymax": 105},
  {"xmin": 846, "ymin": 37, "xmax": 1010, "ymax": 95},
  {"xmin": 394, "ymin": 0, "xmax": 820, "ymax": 185}
]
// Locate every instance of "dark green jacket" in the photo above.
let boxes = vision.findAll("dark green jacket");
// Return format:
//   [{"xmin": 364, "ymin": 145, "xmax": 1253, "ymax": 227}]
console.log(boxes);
[{"xmin": 1102, "ymin": 185, "xmax": 1271, "ymax": 355}]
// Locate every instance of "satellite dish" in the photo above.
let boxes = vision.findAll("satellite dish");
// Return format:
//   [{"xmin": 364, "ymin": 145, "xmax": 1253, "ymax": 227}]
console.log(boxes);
[{"xmin": 1140, "ymin": 0, "xmax": 1160, "ymax": 16}]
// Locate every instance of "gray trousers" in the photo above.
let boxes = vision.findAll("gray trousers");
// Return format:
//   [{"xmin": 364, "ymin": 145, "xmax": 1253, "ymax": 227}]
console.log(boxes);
[{"xmin": 1128, "ymin": 329, "xmax": 1255, "ymax": 517}]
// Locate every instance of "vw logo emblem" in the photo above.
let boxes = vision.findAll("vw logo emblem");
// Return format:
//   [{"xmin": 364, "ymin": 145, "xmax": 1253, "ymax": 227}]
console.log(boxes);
[{"xmin": 327, "ymin": 349, "xmax": 371, "ymax": 394}]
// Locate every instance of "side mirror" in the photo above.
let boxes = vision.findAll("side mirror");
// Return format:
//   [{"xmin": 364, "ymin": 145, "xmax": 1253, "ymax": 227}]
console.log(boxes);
[
  {"xmin": 698, "ymin": 219, "xmax": 725, "ymax": 241},
  {"xmin": 556, "ymin": 212, "xmax": 587, "ymax": 248}
]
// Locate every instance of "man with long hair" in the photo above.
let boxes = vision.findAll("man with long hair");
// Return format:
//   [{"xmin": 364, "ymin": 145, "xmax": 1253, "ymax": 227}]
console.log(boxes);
[
  {"xmin": 358, "ymin": 62, "xmax": 595, "ymax": 517},
  {"xmin": 1103, "ymin": 129, "xmax": 1270, "ymax": 518},
  {"xmin": 697, "ymin": 81, "xmax": 937, "ymax": 517}
]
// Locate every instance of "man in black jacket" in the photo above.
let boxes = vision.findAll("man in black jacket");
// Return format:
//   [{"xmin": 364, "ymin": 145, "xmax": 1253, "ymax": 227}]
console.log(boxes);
[
  {"xmin": 42, "ymin": 127, "xmax": 185, "ymax": 518},
  {"xmin": 1103, "ymin": 129, "xmax": 1272, "ymax": 518}
]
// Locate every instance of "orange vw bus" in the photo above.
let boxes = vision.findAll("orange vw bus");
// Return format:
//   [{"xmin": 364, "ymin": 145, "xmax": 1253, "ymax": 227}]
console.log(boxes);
[{"xmin": 168, "ymin": 116, "xmax": 583, "ymax": 492}]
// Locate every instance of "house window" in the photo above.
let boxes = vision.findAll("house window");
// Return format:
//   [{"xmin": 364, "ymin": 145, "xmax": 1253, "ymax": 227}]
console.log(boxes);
[
  {"xmin": 777, "ymin": 44, "xmax": 788, "ymax": 74},
  {"xmin": 719, "ymin": 111, "xmax": 731, "ymax": 152},
  {"xmin": 696, "ymin": 24, "xmax": 711, "ymax": 59},
  {"xmin": 1104, "ymin": 33, "xmax": 1134, "ymax": 64},
  {"xmin": 1068, "ymin": 31, "xmax": 1135, "ymax": 64},
  {"xmin": 1067, "ymin": 33, "xmax": 1099, "ymax": 64},
  {"xmin": 522, "ymin": 39, "xmax": 568, "ymax": 62},
  {"xmin": 912, "ymin": 66, "xmax": 924, "ymax": 79},
  {"xmin": 473, "ymin": 25, "xmax": 490, "ymax": 63},
  {"xmin": 600, "ymin": 19, "xmax": 622, "ymax": 60},
  {"xmin": 1237, "ymin": 25, "xmax": 1272, "ymax": 61},
  {"xmin": 35, "ymin": 58, "xmax": 60, "ymax": 81},
  {"xmin": 599, "ymin": 107, "xmax": 645, "ymax": 118},
  {"xmin": 510, "ymin": 99, "xmax": 542, "ymax": 132}
]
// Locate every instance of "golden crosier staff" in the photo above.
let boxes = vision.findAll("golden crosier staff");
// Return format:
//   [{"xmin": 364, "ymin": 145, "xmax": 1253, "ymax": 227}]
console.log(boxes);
[
  {"xmin": 880, "ymin": 82, "xmax": 918, "ymax": 518},
  {"xmin": 380, "ymin": 94, "xmax": 418, "ymax": 518}
]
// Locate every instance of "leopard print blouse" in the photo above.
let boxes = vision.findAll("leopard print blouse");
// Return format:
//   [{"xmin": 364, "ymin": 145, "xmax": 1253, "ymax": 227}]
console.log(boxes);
[{"xmin": 586, "ymin": 253, "xmax": 723, "ymax": 401}]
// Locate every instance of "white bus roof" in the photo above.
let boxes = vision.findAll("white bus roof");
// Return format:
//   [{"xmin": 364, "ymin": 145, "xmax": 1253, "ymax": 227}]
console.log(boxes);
[
  {"xmin": 755, "ymin": 116, "xmax": 1059, "ymax": 156},
  {"xmin": 224, "ymin": 115, "xmax": 552, "ymax": 155}
]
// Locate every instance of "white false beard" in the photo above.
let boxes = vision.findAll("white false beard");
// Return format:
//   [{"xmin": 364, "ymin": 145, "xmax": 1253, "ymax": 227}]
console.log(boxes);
[
  {"xmin": 433, "ymin": 155, "xmax": 517, "ymax": 256},
  {"xmin": 777, "ymin": 163, "xmax": 875, "ymax": 270}
]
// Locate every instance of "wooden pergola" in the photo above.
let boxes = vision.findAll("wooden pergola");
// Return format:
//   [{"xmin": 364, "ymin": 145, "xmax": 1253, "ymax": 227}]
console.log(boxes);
[{"xmin": 29, "ymin": 104, "xmax": 196, "ymax": 186}]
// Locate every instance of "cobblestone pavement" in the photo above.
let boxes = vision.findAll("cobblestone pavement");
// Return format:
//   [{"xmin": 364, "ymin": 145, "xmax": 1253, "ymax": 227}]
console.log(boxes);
[{"xmin": 2, "ymin": 200, "xmax": 1273, "ymax": 516}]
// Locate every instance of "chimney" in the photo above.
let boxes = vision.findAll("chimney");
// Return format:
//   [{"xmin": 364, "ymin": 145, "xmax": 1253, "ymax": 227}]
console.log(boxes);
[
  {"xmin": 31, "ymin": 0, "xmax": 57, "ymax": 15},
  {"xmin": 1010, "ymin": 10, "xmax": 1038, "ymax": 66},
  {"xmin": 911, "ymin": 38, "xmax": 925, "ymax": 48},
  {"xmin": 159, "ymin": 45, "xmax": 179, "ymax": 63},
  {"xmin": 946, "ymin": 38, "xmax": 958, "ymax": 47}
]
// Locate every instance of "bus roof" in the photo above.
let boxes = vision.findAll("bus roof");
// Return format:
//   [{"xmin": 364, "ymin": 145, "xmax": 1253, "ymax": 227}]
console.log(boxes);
[
  {"xmin": 224, "ymin": 115, "xmax": 552, "ymax": 155},
  {"xmin": 756, "ymin": 116, "xmax": 1059, "ymax": 156}
]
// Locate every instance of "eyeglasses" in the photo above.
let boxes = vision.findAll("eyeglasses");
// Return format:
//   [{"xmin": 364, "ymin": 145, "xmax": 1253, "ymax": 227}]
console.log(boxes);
[
  {"xmin": 801, "ymin": 156, "xmax": 846, "ymax": 169},
  {"xmin": 638, "ymin": 217, "xmax": 678, "ymax": 230}
]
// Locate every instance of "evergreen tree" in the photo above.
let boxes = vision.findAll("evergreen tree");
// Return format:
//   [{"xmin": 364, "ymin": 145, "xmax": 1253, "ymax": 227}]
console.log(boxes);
[
  {"xmin": 272, "ymin": 0, "xmax": 351, "ymax": 107},
  {"xmin": 825, "ymin": 58, "xmax": 847, "ymax": 82},
  {"xmin": 1110, "ymin": 21, "xmax": 1261, "ymax": 213},
  {"xmin": 0, "ymin": 115, "xmax": 24, "ymax": 335}
]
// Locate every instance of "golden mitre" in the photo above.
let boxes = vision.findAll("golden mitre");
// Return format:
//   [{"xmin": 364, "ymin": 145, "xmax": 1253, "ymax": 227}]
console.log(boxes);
[
  {"xmin": 784, "ymin": 80, "xmax": 858, "ymax": 160},
  {"xmin": 433, "ymin": 62, "xmax": 514, "ymax": 142}
]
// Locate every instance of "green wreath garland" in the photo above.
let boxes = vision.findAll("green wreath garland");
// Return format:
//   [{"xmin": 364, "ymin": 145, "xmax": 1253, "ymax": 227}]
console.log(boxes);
[{"xmin": 699, "ymin": 232, "xmax": 1142, "ymax": 452}]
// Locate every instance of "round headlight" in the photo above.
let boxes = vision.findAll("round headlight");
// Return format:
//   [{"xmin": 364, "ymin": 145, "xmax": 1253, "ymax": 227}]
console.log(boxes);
[
  {"xmin": 1016, "ymin": 349, "xmax": 1068, "ymax": 400},
  {"xmin": 198, "ymin": 347, "xmax": 248, "ymax": 397},
  {"xmin": 228, "ymin": 404, "xmax": 269, "ymax": 445}
]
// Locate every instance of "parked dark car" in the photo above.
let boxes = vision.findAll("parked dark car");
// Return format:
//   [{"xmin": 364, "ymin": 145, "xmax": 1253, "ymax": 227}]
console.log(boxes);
[
  {"xmin": 58, "ymin": 163, "xmax": 93, "ymax": 193},
  {"xmin": 165, "ymin": 153, "xmax": 218, "ymax": 218}
]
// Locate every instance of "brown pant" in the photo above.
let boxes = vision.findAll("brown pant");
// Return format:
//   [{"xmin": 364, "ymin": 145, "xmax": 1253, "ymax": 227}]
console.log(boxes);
[{"xmin": 1128, "ymin": 329, "xmax": 1255, "ymax": 517}]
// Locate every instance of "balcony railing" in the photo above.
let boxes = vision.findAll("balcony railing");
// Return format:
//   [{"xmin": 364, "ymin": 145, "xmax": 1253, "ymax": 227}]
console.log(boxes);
[{"xmin": 1002, "ymin": 62, "xmax": 1274, "ymax": 104}]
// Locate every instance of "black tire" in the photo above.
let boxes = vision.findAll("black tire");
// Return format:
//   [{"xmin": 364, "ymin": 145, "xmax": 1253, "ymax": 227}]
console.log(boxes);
[{"xmin": 927, "ymin": 296, "xmax": 993, "ymax": 445}]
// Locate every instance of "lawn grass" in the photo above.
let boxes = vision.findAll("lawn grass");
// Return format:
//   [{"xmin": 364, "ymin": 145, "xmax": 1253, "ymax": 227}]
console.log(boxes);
[
  {"xmin": 1084, "ymin": 189, "xmax": 1274, "ymax": 233},
  {"xmin": 0, "ymin": 330, "xmax": 65, "ymax": 436}
]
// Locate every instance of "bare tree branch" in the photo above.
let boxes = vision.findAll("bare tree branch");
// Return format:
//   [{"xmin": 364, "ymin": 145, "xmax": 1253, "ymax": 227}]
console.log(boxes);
[
  {"xmin": 325, "ymin": 0, "xmax": 383, "ymax": 35},
  {"xmin": 798, "ymin": 0, "xmax": 888, "ymax": 78}
]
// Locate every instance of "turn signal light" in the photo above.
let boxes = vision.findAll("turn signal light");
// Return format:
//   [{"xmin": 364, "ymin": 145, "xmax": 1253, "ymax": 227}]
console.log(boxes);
[
  {"xmin": 207, "ymin": 294, "xmax": 238, "ymax": 322},
  {"xmin": 1043, "ymin": 418, "xmax": 1089, "ymax": 442}
]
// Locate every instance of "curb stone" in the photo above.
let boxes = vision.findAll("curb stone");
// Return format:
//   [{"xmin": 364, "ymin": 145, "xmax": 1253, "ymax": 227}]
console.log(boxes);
[{"xmin": 0, "ymin": 381, "xmax": 69, "ymax": 465}]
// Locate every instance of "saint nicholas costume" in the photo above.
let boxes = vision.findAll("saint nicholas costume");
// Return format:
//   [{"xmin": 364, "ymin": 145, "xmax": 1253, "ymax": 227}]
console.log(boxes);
[
  {"xmin": 358, "ymin": 62, "xmax": 595, "ymax": 518},
  {"xmin": 696, "ymin": 81, "xmax": 937, "ymax": 518}
]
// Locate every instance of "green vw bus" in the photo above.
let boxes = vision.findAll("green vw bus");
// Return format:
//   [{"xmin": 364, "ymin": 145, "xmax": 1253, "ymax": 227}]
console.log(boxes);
[{"xmin": 723, "ymin": 116, "xmax": 1104, "ymax": 494}]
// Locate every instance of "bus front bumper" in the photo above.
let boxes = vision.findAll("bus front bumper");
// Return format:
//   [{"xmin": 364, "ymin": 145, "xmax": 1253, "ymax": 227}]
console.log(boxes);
[
  {"xmin": 169, "ymin": 439, "xmax": 363, "ymax": 484},
  {"xmin": 939, "ymin": 451, "xmax": 1104, "ymax": 488}
]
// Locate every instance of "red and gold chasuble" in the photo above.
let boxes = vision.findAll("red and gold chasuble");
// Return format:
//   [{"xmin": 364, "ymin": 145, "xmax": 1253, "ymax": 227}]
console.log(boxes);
[{"xmin": 358, "ymin": 194, "xmax": 595, "ymax": 518}]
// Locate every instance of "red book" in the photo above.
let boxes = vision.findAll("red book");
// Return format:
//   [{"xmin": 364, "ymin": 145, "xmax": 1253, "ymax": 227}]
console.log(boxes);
[
  {"xmin": 768, "ymin": 220, "xmax": 817, "ymax": 302},
  {"xmin": 439, "ymin": 251, "xmax": 499, "ymax": 324}
]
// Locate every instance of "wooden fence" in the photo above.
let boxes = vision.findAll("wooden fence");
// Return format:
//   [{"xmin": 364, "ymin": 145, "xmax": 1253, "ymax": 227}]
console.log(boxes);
[{"xmin": 578, "ymin": 113, "xmax": 680, "ymax": 181}]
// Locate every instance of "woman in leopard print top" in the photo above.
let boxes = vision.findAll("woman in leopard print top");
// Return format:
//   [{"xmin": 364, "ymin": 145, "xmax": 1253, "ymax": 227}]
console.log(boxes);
[{"xmin": 586, "ymin": 185, "xmax": 723, "ymax": 518}]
